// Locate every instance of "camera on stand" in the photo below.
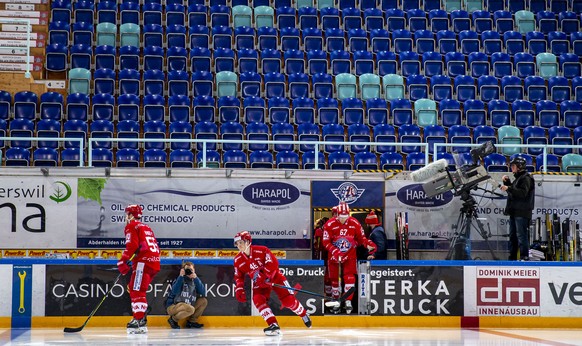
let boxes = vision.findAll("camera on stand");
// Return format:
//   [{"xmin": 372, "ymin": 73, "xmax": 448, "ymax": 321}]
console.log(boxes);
[{"xmin": 415, "ymin": 141, "xmax": 500, "ymax": 260}]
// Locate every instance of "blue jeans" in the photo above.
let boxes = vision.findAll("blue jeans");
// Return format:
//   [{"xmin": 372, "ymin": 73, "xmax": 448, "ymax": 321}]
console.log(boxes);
[{"xmin": 508, "ymin": 216, "xmax": 530, "ymax": 260}]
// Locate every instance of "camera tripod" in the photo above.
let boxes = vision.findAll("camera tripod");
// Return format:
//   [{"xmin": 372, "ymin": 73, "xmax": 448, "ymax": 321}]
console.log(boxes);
[{"xmin": 446, "ymin": 190, "xmax": 499, "ymax": 260}]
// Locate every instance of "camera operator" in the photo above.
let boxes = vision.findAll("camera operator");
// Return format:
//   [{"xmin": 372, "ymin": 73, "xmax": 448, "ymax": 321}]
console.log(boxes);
[
  {"xmin": 166, "ymin": 261, "xmax": 208, "ymax": 329},
  {"xmin": 500, "ymin": 157, "xmax": 535, "ymax": 261}
]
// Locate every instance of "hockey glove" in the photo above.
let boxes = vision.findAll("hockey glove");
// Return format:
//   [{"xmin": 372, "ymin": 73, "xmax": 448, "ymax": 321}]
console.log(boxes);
[
  {"xmin": 252, "ymin": 270, "xmax": 271, "ymax": 288},
  {"xmin": 235, "ymin": 287, "xmax": 247, "ymax": 303},
  {"xmin": 117, "ymin": 260, "xmax": 130, "ymax": 275},
  {"xmin": 330, "ymin": 249, "xmax": 344, "ymax": 263}
]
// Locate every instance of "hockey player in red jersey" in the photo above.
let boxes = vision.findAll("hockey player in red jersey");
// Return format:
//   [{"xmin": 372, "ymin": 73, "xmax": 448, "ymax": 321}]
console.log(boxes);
[
  {"xmin": 233, "ymin": 231, "xmax": 311, "ymax": 336},
  {"xmin": 117, "ymin": 204, "xmax": 161, "ymax": 334},
  {"xmin": 323, "ymin": 201, "xmax": 376, "ymax": 314}
]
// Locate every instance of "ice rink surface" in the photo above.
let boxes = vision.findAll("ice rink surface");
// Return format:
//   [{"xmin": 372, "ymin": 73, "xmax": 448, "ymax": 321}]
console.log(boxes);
[{"xmin": 2, "ymin": 327, "xmax": 582, "ymax": 346}]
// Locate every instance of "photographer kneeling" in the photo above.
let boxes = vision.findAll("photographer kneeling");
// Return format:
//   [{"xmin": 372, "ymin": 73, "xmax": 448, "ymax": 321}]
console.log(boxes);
[{"xmin": 166, "ymin": 261, "xmax": 208, "ymax": 329}]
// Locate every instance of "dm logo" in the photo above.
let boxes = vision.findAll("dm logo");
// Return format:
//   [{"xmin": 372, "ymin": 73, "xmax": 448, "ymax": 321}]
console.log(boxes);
[
  {"xmin": 49, "ymin": 181, "xmax": 72, "ymax": 203},
  {"xmin": 331, "ymin": 182, "xmax": 364, "ymax": 204}
]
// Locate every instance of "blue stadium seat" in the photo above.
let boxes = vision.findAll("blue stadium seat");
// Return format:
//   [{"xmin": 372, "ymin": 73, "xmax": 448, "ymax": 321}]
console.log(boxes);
[
  {"xmin": 322, "ymin": 123, "xmax": 345, "ymax": 153},
  {"xmin": 536, "ymin": 153, "xmax": 561, "ymax": 172},
  {"xmin": 195, "ymin": 121, "xmax": 218, "ymax": 151},
  {"xmin": 464, "ymin": 99, "xmax": 486, "ymax": 128},
  {"xmin": 380, "ymin": 151, "xmax": 404, "ymax": 170},
  {"xmin": 303, "ymin": 28, "xmax": 324, "ymax": 52},
  {"xmin": 501, "ymin": 76, "xmax": 523, "ymax": 103},
  {"xmin": 342, "ymin": 98, "xmax": 364, "ymax": 126},
  {"xmin": 454, "ymin": 75, "xmax": 476, "ymax": 102},
  {"xmin": 424, "ymin": 124, "xmax": 446, "ymax": 154},
  {"xmin": 398, "ymin": 123, "xmax": 422, "ymax": 153},
  {"xmin": 281, "ymin": 27, "xmax": 300, "ymax": 51},
  {"xmin": 190, "ymin": 25, "xmax": 210, "ymax": 49},
  {"xmin": 328, "ymin": 150, "xmax": 352, "ymax": 170},
  {"xmin": 459, "ymin": 30, "xmax": 480, "ymax": 55},
  {"xmin": 169, "ymin": 121, "xmax": 193, "ymax": 151},
  {"xmin": 347, "ymin": 123, "xmax": 371, "ymax": 153},
  {"xmin": 169, "ymin": 149, "xmax": 194, "ymax": 168},
  {"xmin": 548, "ymin": 76, "xmax": 570, "ymax": 103},
  {"xmin": 39, "ymin": 92, "xmax": 63, "ymax": 121},
  {"xmin": 512, "ymin": 99, "xmax": 535, "ymax": 130},
  {"xmin": 168, "ymin": 95, "xmax": 192, "ymax": 123},
  {"xmin": 407, "ymin": 75, "xmax": 428, "ymax": 101},
  {"xmin": 373, "ymin": 123, "xmax": 396, "ymax": 153},
  {"xmin": 249, "ymin": 150, "xmax": 274, "ymax": 168},
  {"xmin": 439, "ymin": 98, "xmax": 462, "ymax": 128},
  {"xmin": 561, "ymin": 100, "xmax": 582, "ymax": 129},
  {"xmin": 63, "ymin": 119, "xmax": 88, "ymax": 149},
  {"xmin": 330, "ymin": 50, "xmax": 351, "ymax": 76},
  {"xmin": 437, "ymin": 30, "xmax": 457, "ymax": 55},
  {"xmin": 370, "ymin": 29, "xmax": 390, "ymax": 53},
  {"xmin": 478, "ymin": 75, "xmax": 500, "ymax": 103},
  {"xmin": 399, "ymin": 51, "xmax": 421, "ymax": 77},
  {"xmin": 66, "ymin": 93, "xmax": 89, "ymax": 121},
  {"xmin": 143, "ymin": 149, "xmax": 167, "ymax": 168},
  {"xmin": 5, "ymin": 147, "xmax": 30, "ymax": 166},
  {"xmin": 468, "ymin": 52, "xmax": 489, "ymax": 78},
  {"xmin": 61, "ymin": 148, "xmax": 82, "ymax": 167},
  {"xmin": 297, "ymin": 122, "xmax": 320, "ymax": 153},
  {"xmin": 366, "ymin": 98, "xmax": 388, "ymax": 126},
  {"xmin": 488, "ymin": 99, "xmax": 510, "ymax": 128},
  {"xmin": 143, "ymin": 120, "xmax": 167, "ymax": 150},
  {"xmin": 406, "ymin": 152, "xmax": 426, "ymax": 171},
  {"xmin": 293, "ymin": 97, "xmax": 315, "ymax": 125},
  {"xmin": 392, "ymin": 29, "xmax": 413, "ymax": 53},
  {"xmin": 91, "ymin": 148, "xmax": 113, "ymax": 167},
  {"xmin": 93, "ymin": 68, "xmax": 116, "ymax": 95},
  {"xmin": 272, "ymin": 122, "xmax": 295, "ymax": 152},
  {"xmin": 143, "ymin": 94, "xmax": 166, "ymax": 122},
  {"xmin": 117, "ymin": 94, "xmax": 140, "ymax": 122},
  {"xmin": 473, "ymin": 125, "xmax": 497, "ymax": 145},
  {"xmin": 91, "ymin": 93, "xmax": 115, "ymax": 121},
  {"xmin": 548, "ymin": 125, "xmax": 573, "ymax": 156},
  {"xmin": 45, "ymin": 44, "xmax": 68, "ymax": 73},
  {"xmin": 448, "ymin": 124, "xmax": 472, "ymax": 153},
  {"xmin": 117, "ymin": 120, "xmax": 140, "ymax": 150},
  {"xmin": 143, "ymin": 69, "xmax": 165, "ymax": 96},
  {"xmin": 243, "ymin": 96, "xmax": 266, "ymax": 124},
  {"xmin": 445, "ymin": 52, "xmax": 467, "ymax": 78},
  {"xmin": 167, "ymin": 47, "xmax": 189, "ymax": 72},
  {"xmin": 391, "ymin": 98, "xmax": 413, "ymax": 127},
  {"xmin": 354, "ymin": 151, "xmax": 378, "ymax": 170},
  {"xmin": 504, "ymin": 31, "xmax": 525, "ymax": 57},
  {"xmin": 302, "ymin": 150, "xmax": 327, "ymax": 169},
  {"xmin": 354, "ymin": 50, "xmax": 374, "ymax": 76},
  {"xmin": 276, "ymin": 150, "xmax": 300, "ymax": 169},
  {"xmin": 192, "ymin": 71, "xmax": 213, "ymax": 97},
  {"xmin": 247, "ymin": 121, "xmax": 270, "ymax": 152},
  {"xmin": 120, "ymin": 2, "xmax": 140, "ymax": 25},
  {"xmin": 523, "ymin": 125, "xmax": 548, "ymax": 156},
  {"xmin": 422, "ymin": 51, "xmax": 443, "ymax": 78},
  {"xmin": 33, "ymin": 147, "xmax": 58, "ymax": 167},
  {"xmin": 559, "ymin": 53, "xmax": 582, "ymax": 79},
  {"xmin": 484, "ymin": 153, "xmax": 508, "ymax": 172},
  {"xmin": 221, "ymin": 121, "xmax": 244, "ymax": 151},
  {"xmin": 431, "ymin": 75, "xmax": 453, "ymax": 101},
  {"xmin": 377, "ymin": 51, "xmax": 397, "ymax": 76},
  {"xmin": 494, "ymin": 10, "xmax": 514, "ymax": 34},
  {"xmin": 289, "ymin": 73, "xmax": 310, "ymax": 99},
  {"xmin": 524, "ymin": 75, "xmax": 546, "ymax": 102}
]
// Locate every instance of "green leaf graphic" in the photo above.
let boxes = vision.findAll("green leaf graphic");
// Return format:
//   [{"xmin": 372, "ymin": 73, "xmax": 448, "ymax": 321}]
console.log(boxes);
[{"xmin": 78, "ymin": 178, "xmax": 107, "ymax": 206}]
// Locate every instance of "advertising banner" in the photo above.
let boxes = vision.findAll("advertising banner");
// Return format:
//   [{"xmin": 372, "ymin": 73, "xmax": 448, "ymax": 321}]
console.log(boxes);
[
  {"xmin": 465, "ymin": 266, "xmax": 582, "ymax": 317},
  {"xmin": 44, "ymin": 262, "xmax": 325, "ymax": 317},
  {"xmin": 368, "ymin": 265, "xmax": 464, "ymax": 316},
  {"xmin": 0, "ymin": 177, "xmax": 77, "ymax": 249},
  {"xmin": 76, "ymin": 178, "xmax": 311, "ymax": 249}
]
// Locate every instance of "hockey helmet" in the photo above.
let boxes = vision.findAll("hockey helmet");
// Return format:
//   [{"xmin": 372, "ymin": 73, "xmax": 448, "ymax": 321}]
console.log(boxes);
[
  {"xmin": 125, "ymin": 204, "xmax": 143, "ymax": 219},
  {"xmin": 234, "ymin": 231, "xmax": 252, "ymax": 246},
  {"xmin": 337, "ymin": 201, "xmax": 350, "ymax": 217},
  {"xmin": 509, "ymin": 156, "xmax": 527, "ymax": 171}
]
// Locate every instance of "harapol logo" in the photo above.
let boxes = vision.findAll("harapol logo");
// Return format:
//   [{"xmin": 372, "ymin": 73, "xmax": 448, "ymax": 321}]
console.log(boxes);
[{"xmin": 49, "ymin": 181, "xmax": 72, "ymax": 203}]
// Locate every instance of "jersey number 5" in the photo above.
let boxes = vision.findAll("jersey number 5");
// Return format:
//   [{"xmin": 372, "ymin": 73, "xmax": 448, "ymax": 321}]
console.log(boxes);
[{"xmin": 146, "ymin": 236, "xmax": 160, "ymax": 253}]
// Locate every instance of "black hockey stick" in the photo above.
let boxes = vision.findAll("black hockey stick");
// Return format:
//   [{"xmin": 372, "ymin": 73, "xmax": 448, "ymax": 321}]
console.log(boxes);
[
  {"xmin": 271, "ymin": 283, "xmax": 355, "ymax": 307},
  {"xmin": 63, "ymin": 271, "xmax": 124, "ymax": 333},
  {"xmin": 64, "ymin": 254, "xmax": 136, "ymax": 333}
]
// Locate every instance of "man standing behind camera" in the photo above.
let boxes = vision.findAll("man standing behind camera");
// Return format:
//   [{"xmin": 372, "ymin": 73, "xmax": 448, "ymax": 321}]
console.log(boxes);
[
  {"xmin": 166, "ymin": 261, "xmax": 208, "ymax": 329},
  {"xmin": 500, "ymin": 157, "xmax": 535, "ymax": 261}
]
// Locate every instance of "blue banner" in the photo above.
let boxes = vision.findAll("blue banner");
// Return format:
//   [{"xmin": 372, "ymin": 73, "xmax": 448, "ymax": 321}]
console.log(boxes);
[
  {"xmin": 11, "ymin": 265, "xmax": 32, "ymax": 328},
  {"xmin": 311, "ymin": 181, "xmax": 385, "ymax": 208}
]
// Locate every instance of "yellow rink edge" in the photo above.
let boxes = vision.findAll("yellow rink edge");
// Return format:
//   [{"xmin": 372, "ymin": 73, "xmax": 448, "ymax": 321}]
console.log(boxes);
[{"xmin": 0, "ymin": 316, "xmax": 581, "ymax": 329}]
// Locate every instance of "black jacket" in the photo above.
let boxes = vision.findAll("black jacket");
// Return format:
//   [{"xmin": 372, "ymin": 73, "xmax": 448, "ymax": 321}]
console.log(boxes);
[{"xmin": 504, "ymin": 170, "xmax": 535, "ymax": 218}]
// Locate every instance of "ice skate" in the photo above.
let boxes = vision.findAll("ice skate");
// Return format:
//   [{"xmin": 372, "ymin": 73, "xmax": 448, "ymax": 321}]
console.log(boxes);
[
  {"xmin": 344, "ymin": 300, "xmax": 353, "ymax": 315},
  {"xmin": 126, "ymin": 318, "xmax": 147, "ymax": 334},
  {"xmin": 302, "ymin": 314, "xmax": 312, "ymax": 328},
  {"xmin": 263, "ymin": 323, "xmax": 281, "ymax": 336},
  {"xmin": 331, "ymin": 304, "xmax": 341, "ymax": 315}
]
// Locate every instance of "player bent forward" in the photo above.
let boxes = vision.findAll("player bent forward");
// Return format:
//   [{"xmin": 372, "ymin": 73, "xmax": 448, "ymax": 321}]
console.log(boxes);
[
  {"xmin": 233, "ymin": 231, "xmax": 312, "ymax": 336},
  {"xmin": 117, "ymin": 204, "xmax": 161, "ymax": 334}
]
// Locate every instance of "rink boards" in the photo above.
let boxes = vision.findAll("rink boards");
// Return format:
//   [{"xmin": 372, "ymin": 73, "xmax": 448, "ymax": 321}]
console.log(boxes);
[{"xmin": 2, "ymin": 259, "xmax": 582, "ymax": 329}]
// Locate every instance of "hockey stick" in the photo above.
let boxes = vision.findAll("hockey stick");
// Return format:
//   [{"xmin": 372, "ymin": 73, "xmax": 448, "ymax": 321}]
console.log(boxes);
[
  {"xmin": 271, "ymin": 283, "xmax": 355, "ymax": 308},
  {"xmin": 63, "ymin": 271, "xmax": 124, "ymax": 333},
  {"xmin": 64, "ymin": 254, "xmax": 136, "ymax": 333}
]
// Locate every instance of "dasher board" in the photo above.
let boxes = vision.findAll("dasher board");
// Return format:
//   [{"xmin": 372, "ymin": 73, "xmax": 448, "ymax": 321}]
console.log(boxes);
[
  {"xmin": 0, "ymin": 39, "xmax": 44, "ymax": 47},
  {"xmin": 0, "ymin": 32, "xmax": 44, "ymax": 40},
  {"xmin": 0, "ymin": 61, "xmax": 41, "ymax": 71},
  {"xmin": 0, "ymin": 0, "xmax": 47, "ymax": 3},
  {"xmin": 0, "ymin": 16, "xmax": 45, "ymax": 25},
  {"xmin": 0, "ymin": 24, "xmax": 33, "ymax": 32},
  {"xmin": 0, "ymin": 54, "xmax": 40, "ymax": 63}
]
